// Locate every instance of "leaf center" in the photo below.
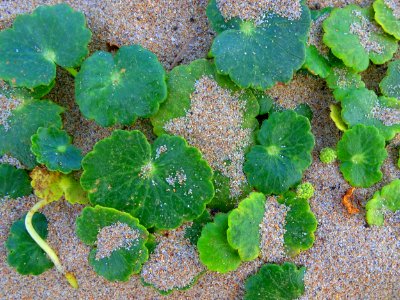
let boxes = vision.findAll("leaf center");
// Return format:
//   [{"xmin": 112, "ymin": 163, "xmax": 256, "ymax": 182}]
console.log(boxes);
[
  {"xmin": 351, "ymin": 153, "xmax": 365, "ymax": 164},
  {"xmin": 266, "ymin": 145, "xmax": 280, "ymax": 156},
  {"xmin": 138, "ymin": 161, "xmax": 154, "ymax": 179},
  {"xmin": 240, "ymin": 21, "xmax": 256, "ymax": 35},
  {"xmin": 43, "ymin": 50, "xmax": 56, "ymax": 62},
  {"xmin": 57, "ymin": 145, "xmax": 67, "ymax": 153}
]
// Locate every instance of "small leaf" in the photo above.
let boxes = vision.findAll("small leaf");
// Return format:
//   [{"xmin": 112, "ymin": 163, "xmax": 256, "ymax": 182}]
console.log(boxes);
[
  {"xmin": 31, "ymin": 127, "xmax": 82, "ymax": 174},
  {"xmin": 323, "ymin": 5, "xmax": 398, "ymax": 72},
  {"xmin": 380, "ymin": 59, "xmax": 400, "ymax": 99},
  {"xmin": 0, "ymin": 164, "xmax": 31, "ymax": 198},
  {"xmin": 366, "ymin": 179, "xmax": 400, "ymax": 225},
  {"xmin": 184, "ymin": 209, "xmax": 212, "ymax": 245},
  {"xmin": 337, "ymin": 124, "xmax": 387, "ymax": 187},
  {"xmin": 6, "ymin": 213, "xmax": 54, "ymax": 275},
  {"xmin": 0, "ymin": 3, "xmax": 91, "ymax": 88},
  {"xmin": 0, "ymin": 99, "xmax": 64, "ymax": 169},
  {"xmin": 303, "ymin": 46, "xmax": 332, "ymax": 78},
  {"xmin": 208, "ymin": 1, "xmax": 311, "ymax": 89},
  {"xmin": 197, "ymin": 213, "xmax": 241, "ymax": 273},
  {"xmin": 76, "ymin": 206, "xmax": 149, "ymax": 281},
  {"xmin": 244, "ymin": 110, "xmax": 315, "ymax": 195},
  {"xmin": 325, "ymin": 65, "xmax": 365, "ymax": 101},
  {"xmin": 373, "ymin": 0, "xmax": 400, "ymax": 40},
  {"xmin": 330, "ymin": 104, "xmax": 348, "ymax": 131},
  {"xmin": 227, "ymin": 192, "xmax": 265, "ymax": 261},
  {"xmin": 244, "ymin": 262, "xmax": 306, "ymax": 300},
  {"xmin": 81, "ymin": 130, "xmax": 214, "ymax": 229},
  {"xmin": 75, "ymin": 45, "xmax": 167, "ymax": 127}
]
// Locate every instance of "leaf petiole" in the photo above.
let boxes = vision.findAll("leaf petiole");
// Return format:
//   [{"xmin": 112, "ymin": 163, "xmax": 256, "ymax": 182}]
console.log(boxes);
[{"xmin": 64, "ymin": 67, "xmax": 78, "ymax": 77}]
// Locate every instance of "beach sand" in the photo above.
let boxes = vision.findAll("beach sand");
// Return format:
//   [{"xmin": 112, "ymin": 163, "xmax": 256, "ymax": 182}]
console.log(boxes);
[{"xmin": 1, "ymin": 0, "xmax": 399, "ymax": 299}]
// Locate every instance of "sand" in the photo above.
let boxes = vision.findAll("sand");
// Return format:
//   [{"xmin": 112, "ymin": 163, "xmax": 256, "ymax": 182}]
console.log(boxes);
[{"xmin": 0, "ymin": 0, "xmax": 399, "ymax": 299}]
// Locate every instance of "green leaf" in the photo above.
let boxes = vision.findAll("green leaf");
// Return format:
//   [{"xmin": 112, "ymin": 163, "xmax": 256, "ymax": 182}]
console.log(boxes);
[
  {"xmin": 278, "ymin": 193, "xmax": 318, "ymax": 257},
  {"xmin": 337, "ymin": 124, "xmax": 387, "ymax": 187},
  {"xmin": 75, "ymin": 45, "xmax": 167, "ymax": 127},
  {"xmin": 1, "ymin": 79, "xmax": 55, "ymax": 100},
  {"xmin": 341, "ymin": 88, "xmax": 400, "ymax": 141},
  {"xmin": 0, "ymin": 3, "xmax": 91, "ymax": 88},
  {"xmin": 197, "ymin": 213, "xmax": 241, "ymax": 273},
  {"xmin": 184, "ymin": 209, "xmax": 212, "ymax": 245},
  {"xmin": 227, "ymin": 192, "xmax": 265, "ymax": 261},
  {"xmin": 81, "ymin": 130, "xmax": 214, "ymax": 229},
  {"xmin": 380, "ymin": 59, "xmax": 400, "ymax": 99},
  {"xmin": 209, "ymin": 2, "xmax": 311, "ymax": 89},
  {"xmin": 0, "ymin": 99, "xmax": 64, "ymax": 169},
  {"xmin": 244, "ymin": 262, "xmax": 306, "ymax": 300},
  {"xmin": 31, "ymin": 127, "xmax": 82, "ymax": 174},
  {"xmin": 206, "ymin": 0, "xmax": 241, "ymax": 33},
  {"xmin": 6, "ymin": 213, "xmax": 54, "ymax": 275},
  {"xmin": 253, "ymin": 91, "xmax": 274, "ymax": 115},
  {"xmin": 329, "ymin": 104, "xmax": 348, "ymax": 131},
  {"xmin": 366, "ymin": 179, "xmax": 400, "ymax": 225},
  {"xmin": 373, "ymin": 0, "xmax": 400, "ymax": 40},
  {"xmin": 303, "ymin": 46, "xmax": 332, "ymax": 78},
  {"xmin": 244, "ymin": 110, "xmax": 315, "ymax": 195},
  {"xmin": 323, "ymin": 5, "xmax": 398, "ymax": 72},
  {"xmin": 0, "ymin": 164, "xmax": 31, "ymax": 198},
  {"xmin": 76, "ymin": 205, "xmax": 149, "ymax": 281}
]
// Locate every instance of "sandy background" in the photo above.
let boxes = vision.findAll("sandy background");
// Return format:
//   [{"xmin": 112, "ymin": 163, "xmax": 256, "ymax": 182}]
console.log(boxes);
[{"xmin": 0, "ymin": 0, "xmax": 399, "ymax": 299}]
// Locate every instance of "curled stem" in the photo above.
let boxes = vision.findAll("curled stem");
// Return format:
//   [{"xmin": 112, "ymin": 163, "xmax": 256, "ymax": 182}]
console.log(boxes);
[{"xmin": 25, "ymin": 198, "xmax": 78, "ymax": 288}]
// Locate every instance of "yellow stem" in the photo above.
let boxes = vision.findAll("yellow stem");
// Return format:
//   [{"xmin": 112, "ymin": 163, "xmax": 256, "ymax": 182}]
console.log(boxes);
[{"xmin": 25, "ymin": 198, "xmax": 78, "ymax": 289}]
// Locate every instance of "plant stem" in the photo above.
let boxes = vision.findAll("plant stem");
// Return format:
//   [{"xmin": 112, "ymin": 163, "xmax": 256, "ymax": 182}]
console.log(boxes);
[
  {"xmin": 25, "ymin": 198, "xmax": 78, "ymax": 289},
  {"xmin": 64, "ymin": 67, "xmax": 78, "ymax": 77}
]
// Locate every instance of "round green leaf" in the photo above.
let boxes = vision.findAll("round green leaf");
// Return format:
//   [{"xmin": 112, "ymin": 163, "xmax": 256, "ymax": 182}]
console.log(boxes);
[
  {"xmin": 244, "ymin": 262, "xmax": 306, "ymax": 300},
  {"xmin": 6, "ymin": 213, "xmax": 54, "ymax": 275},
  {"xmin": 197, "ymin": 213, "xmax": 241, "ymax": 273},
  {"xmin": 323, "ymin": 5, "xmax": 398, "ymax": 72},
  {"xmin": 373, "ymin": 0, "xmax": 400, "ymax": 40},
  {"xmin": 337, "ymin": 124, "xmax": 387, "ymax": 187},
  {"xmin": 76, "ymin": 205, "xmax": 149, "ymax": 281},
  {"xmin": 0, "ymin": 3, "xmax": 91, "ymax": 88},
  {"xmin": 244, "ymin": 110, "xmax": 315, "ymax": 195},
  {"xmin": 209, "ymin": 2, "xmax": 311, "ymax": 90},
  {"xmin": 380, "ymin": 59, "xmax": 400, "ymax": 99},
  {"xmin": 75, "ymin": 45, "xmax": 167, "ymax": 127},
  {"xmin": 0, "ymin": 164, "xmax": 31, "ymax": 198},
  {"xmin": 81, "ymin": 130, "xmax": 214, "ymax": 229},
  {"xmin": 366, "ymin": 179, "xmax": 400, "ymax": 226},
  {"xmin": 227, "ymin": 192, "xmax": 265, "ymax": 261},
  {"xmin": 341, "ymin": 88, "xmax": 400, "ymax": 141},
  {"xmin": 0, "ymin": 99, "xmax": 64, "ymax": 169},
  {"xmin": 31, "ymin": 127, "xmax": 82, "ymax": 174}
]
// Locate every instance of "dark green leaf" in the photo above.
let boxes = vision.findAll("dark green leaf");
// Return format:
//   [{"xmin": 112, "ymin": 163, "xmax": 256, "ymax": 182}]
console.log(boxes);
[
  {"xmin": 0, "ymin": 164, "xmax": 31, "ymax": 198},
  {"xmin": 184, "ymin": 209, "xmax": 212, "ymax": 245}
]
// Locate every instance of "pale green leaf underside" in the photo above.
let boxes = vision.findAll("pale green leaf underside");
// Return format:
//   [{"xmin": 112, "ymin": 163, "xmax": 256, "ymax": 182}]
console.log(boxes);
[
  {"xmin": 81, "ymin": 130, "xmax": 214, "ymax": 230},
  {"xmin": 337, "ymin": 125, "xmax": 387, "ymax": 187},
  {"xmin": 373, "ymin": 0, "xmax": 400, "ymax": 40},
  {"xmin": 76, "ymin": 206, "xmax": 149, "ymax": 281},
  {"xmin": 0, "ymin": 164, "xmax": 32, "ymax": 198},
  {"xmin": 380, "ymin": 60, "xmax": 400, "ymax": 100},
  {"xmin": 0, "ymin": 3, "xmax": 91, "ymax": 88}
]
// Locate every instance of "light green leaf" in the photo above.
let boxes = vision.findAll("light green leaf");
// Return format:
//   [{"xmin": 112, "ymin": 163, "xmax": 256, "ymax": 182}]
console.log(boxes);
[
  {"xmin": 380, "ymin": 59, "xmax": 400, "ymax": 99},
  {"xmin": 227, "ymin": 192, "xmax": 265, "ymax": 261},
  {"xmin": 76, "ymin": 206, "xmax": 149, "ymax": 281},
  {"xmin": 0, "ymin": 3, "xmax": 91, "ymax": 88},
  {"xmin": 337, "ymin": 124, "xmax": 387, "ymax": 187},
  {"xmin": 75, "ymin": 45, "xmax": 167, "ymax": 127},
  {"xmin": 0, "ymin": 164, "xmax": 31, "ymax": 198},
  {"xmin": 303, "ymin": 46, "xmax": 332, "ymax": 78},
  {"xmin": 366, "ymin": 179, "xmax": 400, "ymax": 225},
  {"xmin": 373, "ymin": 0, "xmax": 400, "ymax": 40},
  {"xmin": 244, "ymin": 262, "xmax": 306, "ymax": 300},
  {"xmin": 325, "ymin": 65, "xmax": 365, "ymax": 101},
  {"xmin": 197, "ymin": 213, "xmax": 241, "ymax": 273},
  {"xmin": 81, "ymin": 130, "xmax": 214, "ymax": 229}
]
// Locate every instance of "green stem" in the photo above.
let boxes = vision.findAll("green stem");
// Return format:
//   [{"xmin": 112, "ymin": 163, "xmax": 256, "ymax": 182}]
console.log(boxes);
[
  {"xmin": 64, "ymin": 67, "xmax": 78, "ymax": 77},
  {"xmin": 25, "ymin": 198, "xmax": 78, "ymax": 289}
]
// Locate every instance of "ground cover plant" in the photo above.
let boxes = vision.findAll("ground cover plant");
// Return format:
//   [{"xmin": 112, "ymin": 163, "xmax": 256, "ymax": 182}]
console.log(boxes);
[{"xmin": 0, "ymin": 0, "xmax": 399, "ymax": 298}]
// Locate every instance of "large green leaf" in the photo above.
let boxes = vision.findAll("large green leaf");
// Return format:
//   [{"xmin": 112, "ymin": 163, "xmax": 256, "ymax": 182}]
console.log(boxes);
[
  {"xmin": 75, "ymin": 45, "xmax": 167, "ymax": 127},
  {"xmin": 341, "ymin": 88, "xmax": 400, "ymax": 141},
  {"xmin": 76, "ymin": 206, "xmax": 149, "ymax": 281},
  {"xmin": 81, "ymin": 130, "xmax": 214, "ymax": 229},
  {"xmin": 197, "ymin": 213, "xmax": 241, "ymax": 273},
  {"xmin": 337, "ymin": 125, "xmax": 387, "ymax": 187},
  {"xmin": 0, "ymin": 164, "xmax": 31, "ymax": 198},
  {"xmin": 323, "ymin": 5, "xmax": 398, "ymax": 72},
  {"xmin": 6, "ymin": 213, "xmax": 54, "ymax": 275},
  {"xmin": 31, "ymin": 127, "xmax": 82, "ymax": 174},
  {"xmin": 208, "ymin": 1, "xmax": 311, "ymax": 89},
  {"xmin": 366, "ymin": 179, "xmax": 400, "ymax": 225},
  {"xmin": 0, "ymin": 3, "xmax": 91, "ymax": 88},
  {"xmin": 0, "ymin": 99, "xmax": 64, "ymax": 169},
  {"xmin": 227, "ymin": 192, "xmax": 265, "ymax": 261},
  {"xmin": 380, "ymin": 60, "xmax": 400, "ymax": 99},
  {"xmin": 244, "ymin": 110, "xmax": 315, "ymax": 195},
  {"xmin": 244, "ymin": 262, "xmax": 306, "ymax": 300},
  {"xmin": 373, "ymin": 0, "xmax": 400, "ymax": 40}
]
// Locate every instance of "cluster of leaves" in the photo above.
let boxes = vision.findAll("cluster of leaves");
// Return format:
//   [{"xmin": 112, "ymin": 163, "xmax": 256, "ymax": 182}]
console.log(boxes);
[{"xmin": 1, "ymin": 0, "xmax": 399, "ymax": 297}]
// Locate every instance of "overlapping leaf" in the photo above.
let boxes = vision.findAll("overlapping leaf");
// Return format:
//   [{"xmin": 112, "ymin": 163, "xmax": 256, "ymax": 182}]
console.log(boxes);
[
  {"xmin": 373, "ymin": 0, "xmax": 400, "ymax": 40},
  {"xmin": 0, "ymin": 164, "xmax": 31, "ymax": 198},
  {"xmin": 380, "ymin": 60, "xmax": 400, "ymax": 99}
]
